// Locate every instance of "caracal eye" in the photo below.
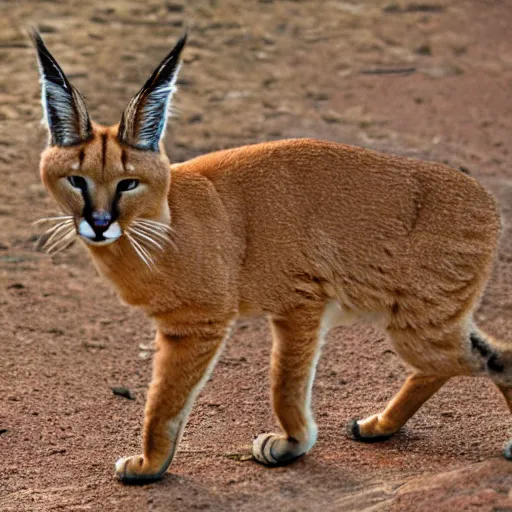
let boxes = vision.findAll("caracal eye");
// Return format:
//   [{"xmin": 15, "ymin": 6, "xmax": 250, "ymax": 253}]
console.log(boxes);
[
  {"xmin": 68, "ymin": 175, "xmax": 87, "ymax": 190},
  {"xmin": 117, "ymin": 179, "xmax": 140, "ymax": 192}
]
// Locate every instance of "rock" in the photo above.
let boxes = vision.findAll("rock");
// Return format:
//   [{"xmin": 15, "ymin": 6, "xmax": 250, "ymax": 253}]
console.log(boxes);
[
  {"xmin": 187, "ymin": 113, "xmax": 203, "ymax": 124},
  {"xmin": 166, "ymin": 2, "xmax": 184, "ymax": 12},
  {"xmin": 421, "ymin": 63, "xmax": 464, "ymax": 78},
  {"xmin": 83, "ymin": 341, "xmax": 106, "ymax": 350},
  {"xmin": 416, "ymin": 44, "xmax": 432, "ymax": 56},
  {"xmin": 7, "ymin": 283, "xmax": 25, "ymax": 289},
  {"xmin": 112, "ymin": 386, "xmax": 135, "ymax": 400},
  {"xmin": 394, "ymin": 460, "xmax": 512, "ymax": 509},
  {"xmin": 322, "ymin": 110, "xmax": 343, "ymax": 124},
  {"xmin": 306, "ymin": 89, "xmax": 329, "ymax": 101}
]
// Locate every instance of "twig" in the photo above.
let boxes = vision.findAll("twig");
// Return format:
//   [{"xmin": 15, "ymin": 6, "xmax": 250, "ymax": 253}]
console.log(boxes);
[{"xmin": 360, "ymin": 67, "xmax": 416, "ymax": 75}]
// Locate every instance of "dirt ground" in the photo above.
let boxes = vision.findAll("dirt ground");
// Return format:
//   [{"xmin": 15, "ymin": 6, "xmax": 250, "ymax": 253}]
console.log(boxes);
[{"xmin": 1, "ymin": 0, "xmax": 512, "ymax": 510}]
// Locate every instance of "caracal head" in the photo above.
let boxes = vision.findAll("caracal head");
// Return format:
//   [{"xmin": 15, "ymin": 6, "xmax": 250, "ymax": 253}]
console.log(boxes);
[{"xmin": 31, "ymin": 29, "xmax": 186, "ymax": 251}]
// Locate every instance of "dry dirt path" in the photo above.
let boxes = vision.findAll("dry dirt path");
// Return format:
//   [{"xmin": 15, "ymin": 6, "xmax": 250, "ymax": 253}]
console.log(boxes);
[{"xmin": 1, "ymin": 1, "xmax": 512, "ymax": 510}]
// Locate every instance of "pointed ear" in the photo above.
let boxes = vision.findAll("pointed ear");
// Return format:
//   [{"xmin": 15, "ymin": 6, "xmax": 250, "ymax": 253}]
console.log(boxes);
[
  {"xmin": 30, "ymin": 29, "xmax": 92, "ymax": 147},
  {"xmin": 118, "ymin": 33, "xmax": 187, "ymax": 151}
]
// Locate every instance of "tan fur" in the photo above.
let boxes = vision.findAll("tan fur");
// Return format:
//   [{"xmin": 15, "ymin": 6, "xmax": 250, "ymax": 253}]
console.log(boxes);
[{"xmin": 34, "ymin": 35, "xmax": 510, "ymax": 484}]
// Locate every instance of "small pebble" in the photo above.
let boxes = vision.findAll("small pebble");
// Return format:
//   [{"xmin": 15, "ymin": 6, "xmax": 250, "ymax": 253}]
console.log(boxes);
[{"xmin": 112, "ymin": 387, "xmax": 135, "ymax": 400}]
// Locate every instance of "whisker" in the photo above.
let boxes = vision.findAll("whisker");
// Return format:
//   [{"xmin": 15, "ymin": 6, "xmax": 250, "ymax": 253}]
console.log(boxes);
[
  {"xmin": 41, "ymin": 222, "xmax": 75, "ymax": 250},
  {"xmin": 137, "ymin": 218, "xmax": 176, "ymax": 235},
  {"xmin": 35, "ymin": 221, "xmax": 74, "ymax": 250},
  {"xmin": 49, "ymin": 234, "xmax": 76, "ymax": 255},
  {"xmin": 133, "ymin": 220, "xmax": 177, "ymax": 250},
  {"xmin": 131, "ymin": 237, "xmax": 155, "ymax": 266},
  {"xmin": 33, "ymin": 215, "xmax": 74, "ymax": 227},
  {"xmin": 129, "ymin": 228, "xmax": 164, "ymax": 252},
  {"xmin": 35, "ymin": 220, "xmax": 74, "ymax": 242},
  {"xmin": 125, "ymin": 233, "xmax": 154, "ymax": 270},
  {"xmin": 46, "ymin": 229, "xmax": 76, "ymax": 255},
  {"xmin": 132, "ymin": 222, "xmax": 171, "ymax": 244}
]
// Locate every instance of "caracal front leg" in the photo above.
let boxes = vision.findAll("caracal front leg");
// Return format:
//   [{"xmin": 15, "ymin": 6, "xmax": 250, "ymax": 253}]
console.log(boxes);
[
  {"xmin": 115, "ymin": 320, "xmax": 232, "ymax": 484},
  {"xmin": 253, "ymin": 305, "xmax": 325, "ymax": 466},
  {"xmin": 349, "ymin": 373, "xmax": 449, "ymax": 442}
]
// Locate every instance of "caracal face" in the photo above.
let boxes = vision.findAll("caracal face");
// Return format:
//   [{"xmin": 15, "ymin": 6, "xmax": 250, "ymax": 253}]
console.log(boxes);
[{"xmin": 33, "ymin": 30, "xmax": 183, "ymax": 259}]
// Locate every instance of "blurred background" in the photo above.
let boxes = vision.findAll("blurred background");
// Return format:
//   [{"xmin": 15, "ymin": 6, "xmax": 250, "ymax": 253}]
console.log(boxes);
[{"xmin": 1, "ymin": 1, "xmax": 512, "ymax": 511}]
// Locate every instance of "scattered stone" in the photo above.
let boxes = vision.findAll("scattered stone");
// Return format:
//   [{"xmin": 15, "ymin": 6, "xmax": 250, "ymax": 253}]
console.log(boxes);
[
  {"xmin": 452, "ymin": 44, "xmax": 467, "ymax": 56},
  {"xmin": 7, "ymin": 283, "xmax": 25, "ymax": 290},
  {"xmin": 166, "ymin": 2, "xmax": 184, "ymax": 12},
  {"xmin": 262, "ymin": 76, "xmax": 277, "ymax": 88},
  {"xmin": 224, "ymin": 452, "xmax": 254, "ymax": 462},
  {"xmin": 83, "ymin": 341, "xmax": 106, "ymax": 350},
  {"xmin": 2, "ymin": 256, "xmax": 27, "ymax": 263},
  {"xmin": 112, "ymin": 387, "xmax": 135, "ymax": 400},
  {"xmin": 322, "ymin": 110, "xmax": 343, "ymax": 124},
  {"xmin": 187, "ymin": 113, "xmax": 203, "ymax": 124},
  {"xmin": 48, "ymin": 328, "xmax": 64, "ymax": 336},
  {"xmin": 416, "ymin": 44, "xmax": 432, "ymax": 56},
  {"xmin": 38, "ymin": 24, "xmax": 58, "ymax": 34},
  {"xmin": 406, "ymin": 3, "xmax": 444, "ymax": 13},
  {"xmin": 361, "ymin": 67, "xmax": 416, "ymax": 75},
  {"xmin": 48, "ymin": 448, "xmax": 66, "ymax": 455},
  {"xmin": 306, "ymin": 89, "xmax": 329, "ymax": 101},
  {"xmin": 421, "ymin": 64, "xmax": 464, "ymax": 78},
  {"xmin": 383, "ymin": 3, "xmax": 401, "ymax": 13},
  {"xmin": 90, "ymin": 15, "xmax": 109, "ymax": 24},
  {"xmin": 384, "ymin": 3, "xmax": 444, "ymax": 13}
]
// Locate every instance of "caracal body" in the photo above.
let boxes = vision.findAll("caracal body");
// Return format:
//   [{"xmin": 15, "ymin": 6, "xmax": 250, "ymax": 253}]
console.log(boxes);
[{"xmin": 32, "ymin": 31, "xmax": 511, "ymax": 484}]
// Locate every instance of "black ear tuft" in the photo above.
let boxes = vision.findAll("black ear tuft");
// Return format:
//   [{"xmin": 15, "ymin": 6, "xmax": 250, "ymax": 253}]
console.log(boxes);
[
  {"xmin": 30, "ymin": 28, "xmax": 92, "ymax": 146},
  {"xmin": 117, "ymin": 33, "xmax": 187, "ymax": 151}
]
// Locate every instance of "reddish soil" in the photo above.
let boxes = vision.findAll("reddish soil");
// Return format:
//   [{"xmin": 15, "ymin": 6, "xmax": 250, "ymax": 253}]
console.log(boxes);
[{"xmin": 2, "ymin": 0, "xmax": 512, "ymax": 510}]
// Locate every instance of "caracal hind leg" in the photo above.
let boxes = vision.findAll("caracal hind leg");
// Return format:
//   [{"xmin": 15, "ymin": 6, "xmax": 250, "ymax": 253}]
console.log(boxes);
[
  {"xmin": 495, "ymin": 385, "xmax": 512, "ymax": 460},
  {"xmin": 253, "ymin": 305, "xmax": 325, "ymax": 466},
  {"xmin": 115, "ymin": 320, "xmax": 232, "ymax": 484},
  {"xmin": 349, "ymin": 374, "xmax": 450, "ymax": 442}
]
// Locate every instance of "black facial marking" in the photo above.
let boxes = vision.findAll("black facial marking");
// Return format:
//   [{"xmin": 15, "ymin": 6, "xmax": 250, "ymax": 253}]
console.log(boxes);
[
  {"xmin": 101, "ymin": 132, "xmax": 108, "ymax": 172},
  {"xmin": 121, "ymin": 149, "xmax": 128, "ymax": 172},
  {"xmin": 78, "ymin": 148, "xmax": 85, "ymax": 168},
  {"xmin": 81, "ymin": 184, "xmax": 93, "ymax": 223},
  {"xmin": 110, "ymin": 187, "xmax": 121, "ymax": 225}
]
